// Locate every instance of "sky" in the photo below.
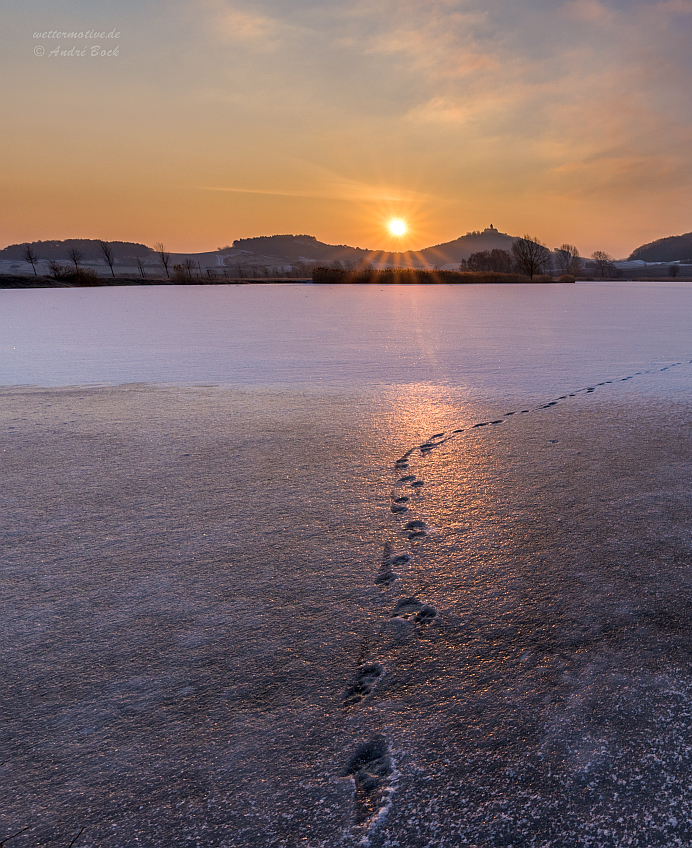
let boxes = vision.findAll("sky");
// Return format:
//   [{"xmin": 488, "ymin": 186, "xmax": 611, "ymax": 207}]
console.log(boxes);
[{"xmin": 3, "ymin": 0, "xmax": 692, "ymax": 257}]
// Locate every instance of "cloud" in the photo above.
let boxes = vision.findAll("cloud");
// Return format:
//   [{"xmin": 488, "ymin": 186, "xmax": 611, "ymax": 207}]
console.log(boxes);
[
  {"xmin": 201, "ymin": 172, "xmax": 439, "ymax": 204},
  {"xmin": 216, "ymin": 9, "xmax": 276, "ymax": 41},
  {"xmin": 561, "ymin": 0, "xmax": 616, "ymax": 24},
  {"xmin": 199, "ymin": 0, "xmax": 305, "ymax": 49}
]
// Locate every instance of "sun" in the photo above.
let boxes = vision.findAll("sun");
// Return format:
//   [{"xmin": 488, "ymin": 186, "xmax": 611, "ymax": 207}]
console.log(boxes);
[{"xmin": 388, "ymin": 219, "xmax": 407, "ymax": 236}]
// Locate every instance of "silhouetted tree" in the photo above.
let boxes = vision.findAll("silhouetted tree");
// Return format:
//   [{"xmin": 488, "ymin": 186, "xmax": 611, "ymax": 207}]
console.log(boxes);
[
  {"xmin": 183, "ymin": 258, "xmax": 197, "ymax": 279},
  {"xmin": 66, "ymin": 247, "xmax": 83, "ymax": 271},
  {"xmin": 511, "ymin": 236, "xmax": 552, "ymax": 279},
  {"xmin": 136, "ymin": 257, "xmax": 147, "ymax": 279},
  {"xmin": 467, "ymin": 251, "xmax": 492, "ymax": 272},
  {"xmin": 98, "ymin": 240, "xmax": 116, "ymax": 277},
  {"xmin": 591, "ymin": 250, "xmax": 614, "ymax": 278},
  {"xmin": 554, "ymin": 243, "xmax": 582, "ymax": 276},
  {"xmin": 468, "ymin": 249, "xmax": 514, "ymax": 273},
  {"xmin": 669, "ymin": 265, "xmax": 680, "ymax": 278},
  {"xmin": 21, "ymin": 243, "xmax": 40, "ymax": 276},
  {"xmin": 47, "ymin": 260, "xmax": 71, "ymax": 280},
  {"xmin": 154, "ymin": 242, "xmax": 171, "ymax": 279}
]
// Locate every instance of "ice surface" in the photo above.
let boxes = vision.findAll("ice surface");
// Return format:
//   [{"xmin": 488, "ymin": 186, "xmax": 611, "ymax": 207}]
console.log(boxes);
[
  {"xmin": 4, "ymin": 284, "xmax": 692, "ymax": 846},
  {"xmin": 2, "ymin": 282, "xmax": 692, "ymax": 402}
]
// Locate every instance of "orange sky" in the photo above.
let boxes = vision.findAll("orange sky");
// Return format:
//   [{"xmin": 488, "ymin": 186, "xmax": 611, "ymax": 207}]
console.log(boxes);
[{"xmin": 3, "ymin": 0, "xmax": 692, "ymax": 257}]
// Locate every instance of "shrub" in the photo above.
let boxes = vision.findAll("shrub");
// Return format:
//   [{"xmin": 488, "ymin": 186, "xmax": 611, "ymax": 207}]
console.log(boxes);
[
  {"xmin": 47, "ymin": 260, "xmax": 73, "ymax": 280},
  {"xmin": 312, "ymin": 267, "xmax": 532, "ymax": 284},
  {"xmin": 70, "ymin": 268, "xmax": 100, "ymax": 286},
  {"xmin": 558, "ymin": 274, "xmax": 576, "ymax": 283},
  {"xmin": 47, "ymin": 261, "xmax": 100, "ymax": 286},
  {"xmin": 172, "ymin": 261, "xmax": 199, "ymax": 282},
  {"xmin": 172, "ymin": 264, "xmax": 190, "ymax": 282}
]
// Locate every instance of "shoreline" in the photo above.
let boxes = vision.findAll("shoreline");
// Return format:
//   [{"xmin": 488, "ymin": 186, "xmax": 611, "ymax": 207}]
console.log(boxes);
[{"xmin": 4, "ymin": 274, "xmax": 681, "ymax": 289}]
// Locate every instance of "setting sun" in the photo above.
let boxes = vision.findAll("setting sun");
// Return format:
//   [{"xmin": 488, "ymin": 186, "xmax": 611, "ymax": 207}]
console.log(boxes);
[{"xmin": 388, "ymin": 219, "xmax": 407, "ymax": 236}]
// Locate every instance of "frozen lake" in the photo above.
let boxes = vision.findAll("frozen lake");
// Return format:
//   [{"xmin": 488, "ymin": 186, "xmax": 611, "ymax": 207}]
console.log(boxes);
[
  {"xmin": 4, "ymin": 283, "xmax": 692, "ymax": 846},
  {"xmin": 3, "ymin": 281, "xmax": 692, "ymax": 401}
]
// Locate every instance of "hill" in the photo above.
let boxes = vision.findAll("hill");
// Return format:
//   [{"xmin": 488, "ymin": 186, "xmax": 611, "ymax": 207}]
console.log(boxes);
[
  {"xmin": 1, "ymin": 228, "xmax": 522, "ymax": 276},
  {"xmin": 415, "ymin": 226, "xmax": 516, "ymax": 266},
  {"xmin": 227, "ymin": 234, "xmax": 373, "ymax": 265},
  {"xmin": 628, "ymin": 232, "xmax": 692, "ymax": 263},
  {"xmin": 229, "ymin": 226, "xmax": 516, "ymax": 269},
  {"xmin": 0, "ymin": 239, "xmax": 153, "ymax": 262}
]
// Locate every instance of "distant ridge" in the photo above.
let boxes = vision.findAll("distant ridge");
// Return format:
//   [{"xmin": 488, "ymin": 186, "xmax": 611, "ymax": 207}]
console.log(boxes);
[
  {"xmin": 228, "ymin": 226, "xmax": 516, "ymax": 268},
  {"xmin": 229, "ymin": 234, "xmax": 373, "ymax": 265},
  {"xmin": 2, "ymin": 228, "xmax": 517, "ymax": 268},
  {"xmin": 1, "ymin": 227, "xmax": 528, "ymax": 275},
  {"xmin": 628, "ymin": 231, "xmax": 692, "ymax": 263},
  {"xmin": 0, "ymin": 238, "xmax": 153, "ymax": 261}
]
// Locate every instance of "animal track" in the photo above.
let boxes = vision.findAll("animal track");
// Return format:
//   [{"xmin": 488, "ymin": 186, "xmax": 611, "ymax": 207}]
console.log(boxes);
[
  {"xmin": 415, "ymin": 605, "xmax": 437, "ymax": 624},
  {"xmin": 343, "ymin": 662, "xmax": 383, "ymax": 708},
  {"xmin": 390, "ymin": 492, "xmax": 410, "ymax": 514},
  {"xmin": 389, "ymin": 554, "xmax": 412, "ymax": 567},
  {"xmin": 344, "ymin": 735, "xmax": 393, "ymax": 825},
  {"xmin": 391, "ymin": 597, "xmax": 423, "ymax": 618},
  {"xmin": 390, "ymin": 597, "xmax": 437, "ymax": 624},
  {"xmin": 375, "ymin": 544, "xmax": 410, "ymax": 588},
  {"xmin": 365, "ymin": 357, "xmax": 688, "ymax": 830},
  {"xmin": 404, "ymin": 519, "xmax": 428, "ymax": 540}
]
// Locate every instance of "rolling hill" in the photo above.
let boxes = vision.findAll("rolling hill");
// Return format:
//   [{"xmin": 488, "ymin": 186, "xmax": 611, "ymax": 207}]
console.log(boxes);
[
  {"xmin": 1, "ymin": 227, "xmax": 522, "ymax": 274},
  {"xmin": 628, "ymin": 232, "xmax": 692, "ymax": 263}
]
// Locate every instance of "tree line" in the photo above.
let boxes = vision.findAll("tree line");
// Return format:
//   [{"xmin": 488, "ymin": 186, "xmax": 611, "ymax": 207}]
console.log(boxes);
[
  {"xmin": 18, "ymin": 241, "xmax": 302, "ymax": 283},
  {"xmin": 21, "ymin": 240, "xmax": 118, "ymax": 282},
  {"xmin": 17, "ymin": 236, "xmax": 620, "ymax": 282},
  {"xmin": 461, "ymin": 237, "xmax": 617, "ymax": 279}
]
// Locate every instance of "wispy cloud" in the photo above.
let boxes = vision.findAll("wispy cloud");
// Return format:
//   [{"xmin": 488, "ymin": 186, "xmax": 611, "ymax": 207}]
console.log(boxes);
[{"xmin": 201, "ymin": 177, "xmax": 438, "ymax": 204}]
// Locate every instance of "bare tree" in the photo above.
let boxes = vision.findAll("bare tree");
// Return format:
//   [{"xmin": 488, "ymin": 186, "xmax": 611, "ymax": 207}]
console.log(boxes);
[
  {"xmin": 21, "ymin": 243, "xmax": 40, "ymax": 276},
  {"xmin": 66, "ymin": 247, "xmax": 83, "ymax": 271},
  {"xmin": 154, "ymin": 242, "xmax": 171, "ymax": 279},
  {"xmin": 591, "ymin": 250, "xmax": 614, "ymax": 278},
  {"xmin": 98, "ymin": 240, "xmax": 116, "ymax": 277},
  {"xmin": 183, "ymin": 258, "xmax": 197, "ymax": 279},
  {"xmin": 47, "ymin": 260, "xmax": 71, "ymax": 280},
  {"xmin": 136, "ymin": 257, "xmax": 147, "ymax": 279},
  {"xmin": 511, "ymin": 235, "xmax": 552, "ymax": 280},
  {"xmin": 554, "ymin": 243, "xmax": 582, "ymax": 276}
]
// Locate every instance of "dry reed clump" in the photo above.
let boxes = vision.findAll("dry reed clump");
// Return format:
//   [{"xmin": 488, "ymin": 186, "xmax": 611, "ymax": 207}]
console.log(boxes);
[
  {"xmin": 46, "ymin": 261, "xmax": 100, "ymax": 286},
  {"xmin": 312, "ymin": 267, "xmax": 533, "ymax": 284},
  {"xmin": 172, "ymin": 264, "xmax": 193, "ymax": 282},
  {"xmin": 558, "ymin": 274, "xmax": 576, "ymax": 283}
]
